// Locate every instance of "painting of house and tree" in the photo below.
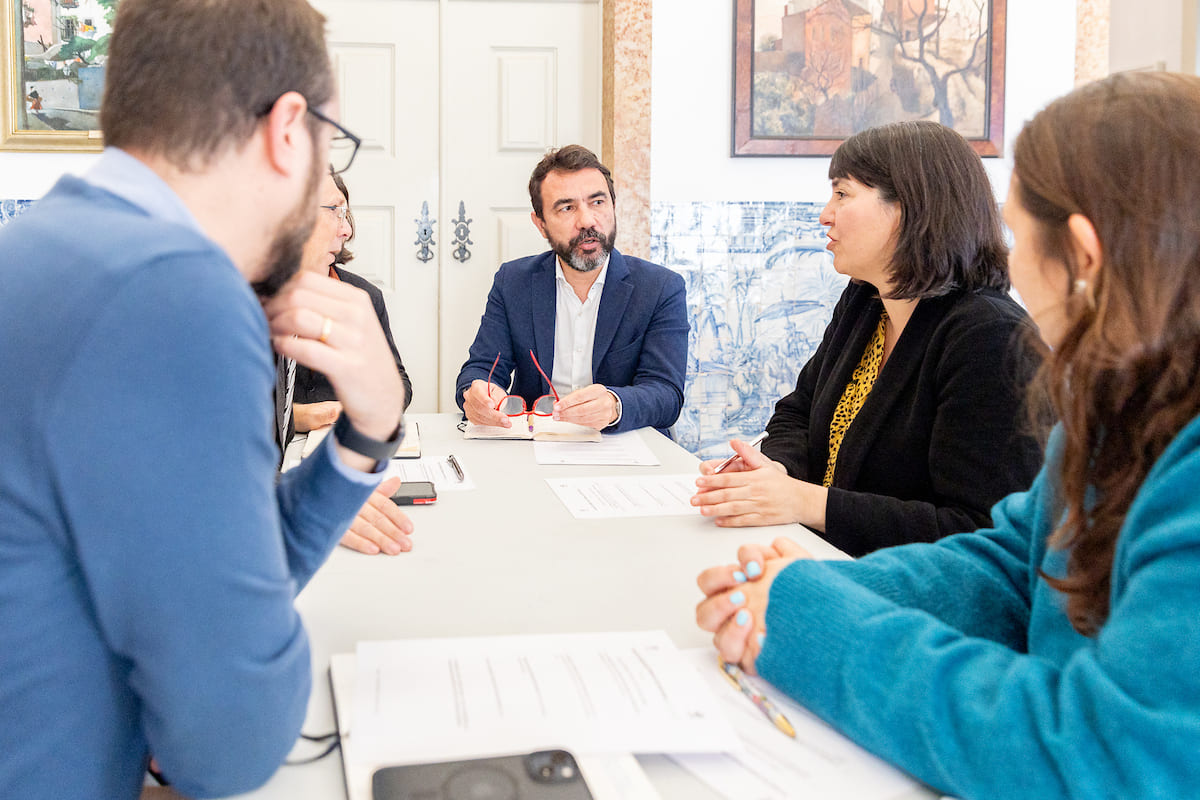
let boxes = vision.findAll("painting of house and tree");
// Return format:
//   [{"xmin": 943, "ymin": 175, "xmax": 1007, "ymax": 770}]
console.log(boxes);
[{"xmin": 733, "ymin": 0, "xmax": 1006, "ymax": 156}]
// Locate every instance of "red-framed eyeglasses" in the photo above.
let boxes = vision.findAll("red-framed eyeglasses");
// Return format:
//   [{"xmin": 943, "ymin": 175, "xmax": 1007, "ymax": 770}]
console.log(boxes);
[{"xmin": 487, "ymin": 350, "xmax": 560, "ymax": 416}]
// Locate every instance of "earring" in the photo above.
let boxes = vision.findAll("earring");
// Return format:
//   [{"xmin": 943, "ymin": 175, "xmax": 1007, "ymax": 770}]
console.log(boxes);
[{"xmin": 1073, "ymin": 278, "xmax": 1097, "ymax": 311}]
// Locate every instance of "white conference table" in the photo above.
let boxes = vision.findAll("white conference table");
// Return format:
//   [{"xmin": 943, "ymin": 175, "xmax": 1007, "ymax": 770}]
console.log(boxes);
[{"xmin": 225, "ymin": 413, "xmax": 936, "ymax": 800}]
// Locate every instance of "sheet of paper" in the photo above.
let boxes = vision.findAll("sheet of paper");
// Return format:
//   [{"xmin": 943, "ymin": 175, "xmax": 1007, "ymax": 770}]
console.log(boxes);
[
  {"xmin": 351, "ymin": 631, "xmax": 737, "ymax": 765},
  {"xmin": 545, "ymin": 474, "xmax": 699, "ymax": 519},
  {"xmin": 671, "ymin": 648, "xmax": 923, "ymax": 800},
  {"xmin": 382, "ymin": 456, "xmax": 475, "ymax": 491},
  {"xmin": 534, "ymin": 431, "xmax": 661, "ymax": 466},
  {"xmin": 330, "ymin": 654, "xmax": 661, "ymax": 800}
]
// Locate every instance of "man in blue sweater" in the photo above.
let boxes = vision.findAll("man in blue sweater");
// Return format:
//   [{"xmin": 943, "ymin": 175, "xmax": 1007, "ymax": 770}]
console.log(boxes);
[{"xmin": 0, "ymin": 1, "xmax": 407, "ymax": 798}]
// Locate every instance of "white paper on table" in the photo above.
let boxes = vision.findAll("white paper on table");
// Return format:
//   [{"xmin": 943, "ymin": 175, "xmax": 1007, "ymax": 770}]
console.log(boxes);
[
  {"xmin": 671, "ymin": 648, "xmax": 923, "ymax": 800},
  {"xmin": 330, "ymin": 654, "xmax": 661, "ymax": 800},
  {"xmin": 351, "ymin": 631, "xmax": 738, "ymax": 765},
  {"xmin": 382, "ymin": 456, "xmax": 475, "ymax": 491},
  {"xmin": 533, "ymin": 431, "xmax": 661, "ymax": 466},
  {"xmin": 545, "ymin": 474, "xmax": 699, "ymax": 519}
]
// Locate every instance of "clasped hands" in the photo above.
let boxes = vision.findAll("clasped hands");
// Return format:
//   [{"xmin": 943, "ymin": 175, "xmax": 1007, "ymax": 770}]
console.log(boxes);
[
  {"xmin": 463, "ymin": 379, "xmax": 618, "ymax": 430},
  {"xmin": 695, "ymin": 537, "xmax": 811, "ymax": 675},
  {"xmin": 691, "ymin": 437, "xmax": 829, "ymax": 530}
]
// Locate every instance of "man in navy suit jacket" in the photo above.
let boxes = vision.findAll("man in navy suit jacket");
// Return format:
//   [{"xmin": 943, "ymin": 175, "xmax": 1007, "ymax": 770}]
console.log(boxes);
[{"xmin": 456, "ymin": 145, "xmax": 688, "ymax": 435}]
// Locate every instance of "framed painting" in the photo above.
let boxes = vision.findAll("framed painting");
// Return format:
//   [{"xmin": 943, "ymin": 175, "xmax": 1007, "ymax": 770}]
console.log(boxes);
[
  {"xmin": 1, "ymin": 0, "xmax": 119, "ymax": 151},
  {"xmin": 733, "ymin": 0, "xmax": 1006, "ymax": 156}
]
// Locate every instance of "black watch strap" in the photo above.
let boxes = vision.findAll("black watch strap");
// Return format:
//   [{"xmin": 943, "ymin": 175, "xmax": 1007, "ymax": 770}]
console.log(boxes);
[{"xmin": 332, "ymin": 413, "xmax": 404, "ymax": 462}]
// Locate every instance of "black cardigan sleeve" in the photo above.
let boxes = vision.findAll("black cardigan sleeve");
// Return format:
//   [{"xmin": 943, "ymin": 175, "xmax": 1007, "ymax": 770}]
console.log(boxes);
[{"xmin": 823, "ymin": 301, "xmax": 1044, "ymax": 555}]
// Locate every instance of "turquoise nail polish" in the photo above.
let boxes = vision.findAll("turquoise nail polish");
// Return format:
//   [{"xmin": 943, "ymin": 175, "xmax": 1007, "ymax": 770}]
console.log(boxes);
[
  {"xmin": 746, "ymin": 561, "xmax": 762, "ymax": 578},
  {"xmin": 729, "ymin": 590, "xmax": 745, "ymax": 607},
  {"xmin": 757, "ymin": 632, "xmax": 766, "ymax": 648},
  {"xmin": 736, "ymin": 609, "xmax": 750, "ymax": 626},
  {"xmin": 733, "ymin": 570, "xmax": 747, "ymax": 583}
]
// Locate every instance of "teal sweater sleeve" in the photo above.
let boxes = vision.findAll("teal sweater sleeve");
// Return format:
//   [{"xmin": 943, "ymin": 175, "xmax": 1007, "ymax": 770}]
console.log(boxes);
[
  {"xmin": 44, "ymin": 254, "xmax": 375, "ymax": 797},
  {"xmin": 756, "ymin": 424, "xmax": 1200, "ymax": 799}
]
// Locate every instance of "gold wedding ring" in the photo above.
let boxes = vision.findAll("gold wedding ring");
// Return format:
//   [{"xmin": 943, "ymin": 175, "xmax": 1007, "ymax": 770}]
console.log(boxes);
[{"xmin": 318, "ymin": 316, "xmax": 333, "ymax": 344}]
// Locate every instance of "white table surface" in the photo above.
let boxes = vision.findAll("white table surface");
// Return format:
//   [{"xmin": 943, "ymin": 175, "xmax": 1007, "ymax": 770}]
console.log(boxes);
[{"xmin": 222, "ymin": 413, "xmax": 935, "ymax": 800}]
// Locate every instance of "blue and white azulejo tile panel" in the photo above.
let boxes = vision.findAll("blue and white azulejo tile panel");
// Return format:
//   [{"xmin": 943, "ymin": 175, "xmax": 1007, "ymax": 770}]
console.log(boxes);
[
  {"xmin": 0, "ymin": 199, "xmax": 33, "ymax": 226},
  {"xmin": 652, "ymin": 201, "xmax": 847, "ymax": 459}
]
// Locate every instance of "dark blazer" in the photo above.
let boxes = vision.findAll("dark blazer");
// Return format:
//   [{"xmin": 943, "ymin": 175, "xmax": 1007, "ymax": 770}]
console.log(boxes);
[
  {"xmin": 294, "ymin": 265, "xmax": 413, "ymax": 410},
  {"xmin": 454, "ymin": 249, "xmax": 689, "ymax": 434},
  {"xmin": 763, "ymin": 281, "xmax": 1043, "ymax": 556}
]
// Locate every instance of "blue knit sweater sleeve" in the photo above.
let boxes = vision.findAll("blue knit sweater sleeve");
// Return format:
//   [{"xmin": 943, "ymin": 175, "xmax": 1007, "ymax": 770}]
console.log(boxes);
[
  {"xmin": 43, "ymin": 254, "xmax": 375, "ymax": 797},
  {"xmin": 756, "ymin": 425, "xmax": 1200, "ymax": 799}
]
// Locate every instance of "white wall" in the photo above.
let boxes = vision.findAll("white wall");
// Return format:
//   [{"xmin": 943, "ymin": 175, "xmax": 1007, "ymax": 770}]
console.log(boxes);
[
  {"xmin": 650, "ymin": 0, "xmax": 1078, "ymax": 204},
  {"xmin": 0, "ymin": 151, "xmax": 98, "ymax": 199}
]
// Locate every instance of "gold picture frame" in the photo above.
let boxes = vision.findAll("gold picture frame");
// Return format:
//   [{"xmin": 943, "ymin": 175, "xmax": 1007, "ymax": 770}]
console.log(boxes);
[{"xmin": 1, "ymin": 0, "xmax": 117, "ymax": 152}]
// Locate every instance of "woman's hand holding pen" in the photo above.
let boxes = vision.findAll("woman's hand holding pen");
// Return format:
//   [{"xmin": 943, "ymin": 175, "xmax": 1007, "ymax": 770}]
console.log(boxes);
[
  {"xmin": 692, "ymin": 439, "xmax": 828, "ymax": 529},
  {"xmin": 695, "ymin": 537, "xmax": 813, "ymax": 674}
]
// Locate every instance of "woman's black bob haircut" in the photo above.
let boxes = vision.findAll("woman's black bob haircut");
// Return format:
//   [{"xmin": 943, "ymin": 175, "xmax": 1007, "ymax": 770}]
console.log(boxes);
[{"xmin": 828, "ymin": 120, "xmax": 1010, "ymax": 299}]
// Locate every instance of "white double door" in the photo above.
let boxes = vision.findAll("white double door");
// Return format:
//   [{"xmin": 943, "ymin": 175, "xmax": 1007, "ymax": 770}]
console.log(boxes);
[{"xmin": 310, "ymin": 0, "xmax": 602, "ymax": 411}]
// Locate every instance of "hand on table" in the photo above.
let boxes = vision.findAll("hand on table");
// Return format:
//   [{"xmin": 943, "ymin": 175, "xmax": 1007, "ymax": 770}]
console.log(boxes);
[
  {"xmin": 340, "ymin": 476, "xmax": 415, "ymax": 555},
  {"xmin": 293, "ymin": 400, "xmax": 342, "ymax": 433},
  {"xmin": 463, "ymin": 379, "xmax": 513, "ymax": 428},
  {"xmin": 695, "ymin": 537, "xmax": 812, "ymax": 674},
  {"xmin": 553, "ymin": 384, "xmax": 618, "ymax": 430},
  {"xmin": 692, "ymin": 438, "xmax": 828, "ymax": 530},
  {"xmin": 264, "ymin": 271, "xmax": 406, "ymax": 470}
]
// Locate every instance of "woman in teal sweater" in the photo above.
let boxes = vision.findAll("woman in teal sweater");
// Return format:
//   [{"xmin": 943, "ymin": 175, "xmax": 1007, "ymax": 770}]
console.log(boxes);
[{"xmin": 696, "ymin": 72, "xmax": 1200, "ymax": 799}]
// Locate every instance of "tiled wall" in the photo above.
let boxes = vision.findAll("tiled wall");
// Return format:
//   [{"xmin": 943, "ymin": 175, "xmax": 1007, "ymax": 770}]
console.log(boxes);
[
  {"xmin": 652, "ymin": 201, "xmax": 845, "ymax": 459},
  {"xmin": 3, "ymin": 197, "xmax": 842, "ymax": 459},
  {"xmin": 0, "ymin": 200, "xmax": 32, "ymax": 225}
]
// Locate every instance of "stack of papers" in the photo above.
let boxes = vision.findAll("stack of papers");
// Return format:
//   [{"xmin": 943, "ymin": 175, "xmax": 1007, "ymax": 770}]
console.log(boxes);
[{"xmin": 332, "ymin": 633, "xmax": 925, "ymax": 800}]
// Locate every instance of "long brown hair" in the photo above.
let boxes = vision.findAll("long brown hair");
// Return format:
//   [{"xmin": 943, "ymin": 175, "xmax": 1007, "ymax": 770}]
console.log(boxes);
[{"xmin": 1014, "ymin": 72, "xmax": 1200, "ymax": 635}]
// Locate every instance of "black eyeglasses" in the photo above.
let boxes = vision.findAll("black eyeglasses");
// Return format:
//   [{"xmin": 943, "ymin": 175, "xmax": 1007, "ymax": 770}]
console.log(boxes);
[
  {"xmin": 306, "ymin": 105, "xmax": 361, "ymax": 175},
  {"xmin": 255, "ymin": 97, "xmax": 362, "ymax": 175}
]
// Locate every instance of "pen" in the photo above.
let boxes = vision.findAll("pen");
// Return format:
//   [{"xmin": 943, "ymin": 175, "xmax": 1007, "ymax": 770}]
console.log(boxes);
[
  {"xmin": 447, "ymin": 454, "xmax": 465, "ymax": 483},
  {"xmin": 718, "ymin": 657, "xmax": 796, "ymax": 738},
  {"xmin": 712, "ymin": 431, "xmax": 769, "ymax": 474}
]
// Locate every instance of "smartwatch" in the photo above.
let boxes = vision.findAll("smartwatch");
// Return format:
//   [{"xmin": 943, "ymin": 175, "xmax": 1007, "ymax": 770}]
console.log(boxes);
[{"xmin": 332, "ymin": 413, "xmax": 404, "ymax": 462}]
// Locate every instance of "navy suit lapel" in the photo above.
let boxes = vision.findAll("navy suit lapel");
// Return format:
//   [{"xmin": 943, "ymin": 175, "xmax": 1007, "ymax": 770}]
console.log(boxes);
[
  {"xmin": 593, "ymin": 250, "xmax": 632, "ymax": 376},
  {"xmin": 532, "ymin": 253, "xmax": 557, "ymax": 370}
]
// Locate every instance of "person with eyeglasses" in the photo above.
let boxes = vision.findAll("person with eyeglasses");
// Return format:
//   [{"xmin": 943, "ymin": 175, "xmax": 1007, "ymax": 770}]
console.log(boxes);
[
  {"xmin": 456, "ymin": 145, "xmax": 689, "ymax": 436},
  {"xmin": 281, "ymin": 168, "xmax": 417, "ymax": 556},
  {"xmin": 0, "ymin": 0, "xmax": 406, "ymax": 797}
]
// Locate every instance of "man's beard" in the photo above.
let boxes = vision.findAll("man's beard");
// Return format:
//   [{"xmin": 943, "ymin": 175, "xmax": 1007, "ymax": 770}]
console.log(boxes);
[
  {"xmin": 551, "ymin": 222, "xmax": 617, "ymax": 273},
  {"xmin": 252, "ymin": 154, "xmax": 324, "ymax": 298}
]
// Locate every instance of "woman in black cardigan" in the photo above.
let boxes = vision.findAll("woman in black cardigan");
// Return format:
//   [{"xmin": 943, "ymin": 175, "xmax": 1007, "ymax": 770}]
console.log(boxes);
[{"xmin": 692, "ymin": 122, "xmax": 1044, "ymax": 556}]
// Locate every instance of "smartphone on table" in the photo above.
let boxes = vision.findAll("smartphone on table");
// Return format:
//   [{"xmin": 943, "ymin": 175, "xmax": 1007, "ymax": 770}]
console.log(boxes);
[
  {"xmin": 371, "ymin": 749, "xmax": 593, "ymax": 800},
  {"xmin": 389, "ymin": 481, "xmax": 437, "ymax": 505}
]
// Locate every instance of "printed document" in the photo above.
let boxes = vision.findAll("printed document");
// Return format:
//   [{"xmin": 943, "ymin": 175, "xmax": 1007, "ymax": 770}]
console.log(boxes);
[
  {"xmin": 331, "ymin": 653, "xmax": 661, "ymax": 800},
  {"xmin": 383, "ymin": 456, "xmax": 475, "ymax": 491},
  {"xmin": 350, "ymin": 631, "xmax": 737, "ymax": 765},
  {"xmin": 672, "ymin": 648, "xmax": 924, "ymax": 800},
  {"xmin": 546, "ymin": 474, "xmax": 699, "ymax": 519},
  {"xmin": 534, "ymin": 430, "xmax": 660, "ymax": 466}
]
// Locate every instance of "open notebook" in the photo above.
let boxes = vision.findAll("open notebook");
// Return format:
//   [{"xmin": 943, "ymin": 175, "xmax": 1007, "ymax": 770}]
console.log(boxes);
[
  {"xmin": 463, "ymin": 416, "xmax": 600, "ymax": 442},
  {"xmin": 302, "ymin": 421, "xmax": 422, "ymax": 459}
]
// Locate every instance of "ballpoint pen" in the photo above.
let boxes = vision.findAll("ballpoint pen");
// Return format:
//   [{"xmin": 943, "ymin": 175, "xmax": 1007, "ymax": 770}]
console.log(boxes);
[
  {"xmin": 712, "ymin": 431, "xmax": 769, "ymax": 474},
  {"xmin": 446, "ymin": 454, "xmax": 465, "ymax": 483},
  {"xmin": 718, "ymin": 656, "xmax": 796, "ymax": 738}
]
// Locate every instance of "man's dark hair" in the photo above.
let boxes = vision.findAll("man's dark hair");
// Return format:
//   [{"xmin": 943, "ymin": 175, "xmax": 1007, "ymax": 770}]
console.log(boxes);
[
  {"xmin": 829, "ymin": 120, "xmax": 1009, "ymax": 299},
  {"xmin": 527, "ymin": 145, "xmax": 615, "ymax": 219},
  {"xmin": 101, "ymin": 0, "xmax": 333, "ymax": 170}
]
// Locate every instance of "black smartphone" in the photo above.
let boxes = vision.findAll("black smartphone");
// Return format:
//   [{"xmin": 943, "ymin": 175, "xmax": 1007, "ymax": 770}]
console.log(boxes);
[
  {"xmin": 372, "ymin": 750, "xmax": 593, "ymax": 800},
  {"xmin": 389, "ymin": 481, "xmax": 437, "ymax": 505}
]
